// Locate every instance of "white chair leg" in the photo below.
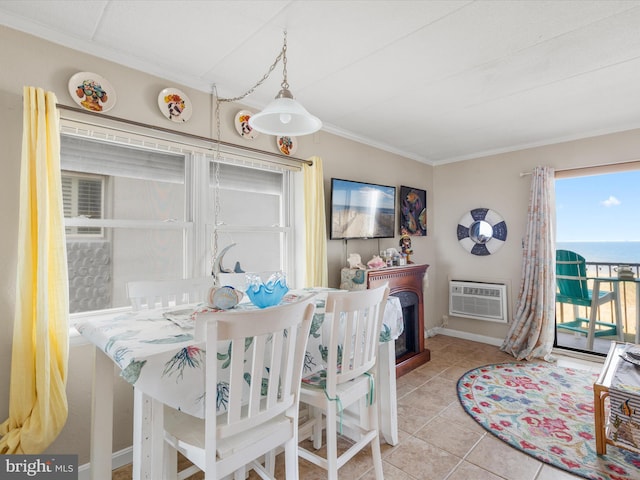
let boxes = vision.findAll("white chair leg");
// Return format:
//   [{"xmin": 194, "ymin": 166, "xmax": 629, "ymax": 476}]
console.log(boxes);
[
  {"xmin": 378, "ymin": 341, "xmax": 398, "ymax": 445},
  {"xmin": 359, "ymin": 397, "xmax": 368, "ymax": 438},
  {"xmin": 264, "ymin": 450, "xmax": 275, "ymax": 477},
  {"xmin": 368, "ymin": 403, "xmax": 384, "ymax": 480},
  {"xmin": 312, "ymin": 406, "xmax": 323, "ymax": 449},
  {"xmin": 326, "ymin": 403, "xmax": 339, "ymax": 480},
  {"xmin": 162, "ymin": 443, "xmax": 177, "ymax": 480},
  {"xmin": 232, "ymin": 467, "xmax": 244, "ymax": 480},
  {"xmin": 284, "ymin": 435, "xmax": 299, "ymax": 479}
]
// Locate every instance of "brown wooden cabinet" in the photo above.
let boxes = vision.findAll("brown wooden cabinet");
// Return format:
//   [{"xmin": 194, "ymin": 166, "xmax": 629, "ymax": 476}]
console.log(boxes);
[{"xmin": 366, "ymin": 264, "xmax": 430, "ymax": 377}]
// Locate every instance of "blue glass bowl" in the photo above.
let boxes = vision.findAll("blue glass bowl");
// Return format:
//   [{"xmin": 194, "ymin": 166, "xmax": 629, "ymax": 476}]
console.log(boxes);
[{"xmin": 245, "ymin": 272, "xmax": 289, "ymax": 308}]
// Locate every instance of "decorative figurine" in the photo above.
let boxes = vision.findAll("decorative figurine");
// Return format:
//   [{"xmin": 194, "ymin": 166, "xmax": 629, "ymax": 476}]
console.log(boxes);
[
  {"xmin": 347, "ymin": 253, "xmax": 365, "ymax": 269},
  {"xmin": 207, "ymin": 285, "xmax": 243, "ymax": 309},
  {"xmin": 400, "ymin": 233, "xmax": 413, "ymax": 262},
  {"xmin": 367, "ymin": 255, "xmax": 386, "ymax": 269}
]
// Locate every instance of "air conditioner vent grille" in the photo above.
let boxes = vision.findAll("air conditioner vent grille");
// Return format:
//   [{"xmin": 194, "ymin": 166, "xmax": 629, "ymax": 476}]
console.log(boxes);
[
  {"xmin": 461, "ymin": 286, "xmax": 501, "ymax": 298},
  {"xmin": 449, "ymin": 280, "xmax": 507, "ymax": 323}
]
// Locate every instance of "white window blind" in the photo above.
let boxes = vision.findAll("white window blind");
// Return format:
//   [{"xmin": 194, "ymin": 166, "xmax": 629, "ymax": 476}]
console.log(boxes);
[
  {"xmin": 60, "ymin": 135, "xmax": 184, "ymax": 183},
  {"xmin": 62, "ymin": 172, "xmax": 104, "ymax": 236},
  {"xmin": 212, "ymin": 162, "xmax": 283, "ymax": 194}
]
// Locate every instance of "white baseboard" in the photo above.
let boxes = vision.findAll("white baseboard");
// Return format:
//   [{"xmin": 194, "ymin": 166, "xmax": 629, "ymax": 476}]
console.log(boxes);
[
  {"xmin": 78, "ymin": 446, "xmax": 133, "ymax": 480},
  {"xmin": 435, "ymin": 328, "xmax": 503, "ymax": 346}
]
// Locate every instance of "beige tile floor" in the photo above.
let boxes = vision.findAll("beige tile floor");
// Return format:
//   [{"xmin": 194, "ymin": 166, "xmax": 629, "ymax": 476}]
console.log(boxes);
[{"xmin": 113, "ymin": 335, "xmax": 603, "ymax": 479}]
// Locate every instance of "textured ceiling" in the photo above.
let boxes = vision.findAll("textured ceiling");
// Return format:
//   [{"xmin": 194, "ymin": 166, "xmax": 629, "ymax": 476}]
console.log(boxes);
[{"xmin": 2, "ymin": 0, "xmax": 640, "ymax": 164}]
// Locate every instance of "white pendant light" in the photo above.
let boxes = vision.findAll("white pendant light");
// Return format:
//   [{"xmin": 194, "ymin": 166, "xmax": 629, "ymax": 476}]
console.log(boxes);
[
  {"xmin": 249, "ymin": 88, "xmax": 321, "ymax": 136},
  {"xmin": 248, "ymin": 32, "xmax": 322, "ymax": 137}
]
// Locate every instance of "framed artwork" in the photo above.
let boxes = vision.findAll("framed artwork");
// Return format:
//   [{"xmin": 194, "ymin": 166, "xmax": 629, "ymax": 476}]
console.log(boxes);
[{"xmin": 399, "ymin": 186, "xmax": 427, "ymax": 236}]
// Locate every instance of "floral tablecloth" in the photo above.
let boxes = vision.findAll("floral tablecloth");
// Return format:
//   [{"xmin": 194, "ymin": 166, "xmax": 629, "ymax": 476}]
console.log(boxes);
[{"xmin": 75, "ymin": 287, "xmax": 403, "ymax": 418}]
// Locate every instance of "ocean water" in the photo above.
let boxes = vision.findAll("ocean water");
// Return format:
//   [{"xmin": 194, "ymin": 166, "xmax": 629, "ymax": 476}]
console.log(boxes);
[{"xmin": 556, "ymin": 241, "xmax": 640, "ymax": 264}]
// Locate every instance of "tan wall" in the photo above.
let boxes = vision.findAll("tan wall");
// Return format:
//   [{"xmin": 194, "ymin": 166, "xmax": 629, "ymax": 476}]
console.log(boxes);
[
  {"xmin": 0, "ymin": 26, "xmax": 433, "ymax": 464},
  {"xmin": 432, "ymin": 131, "xmax": 640, "ymax": 342}
]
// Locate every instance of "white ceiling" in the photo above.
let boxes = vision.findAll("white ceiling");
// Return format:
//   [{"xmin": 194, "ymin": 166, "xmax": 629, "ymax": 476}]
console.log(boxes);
[{"xmin": 2, "ymin": 0, "xmax": 640, "ymax": 165}]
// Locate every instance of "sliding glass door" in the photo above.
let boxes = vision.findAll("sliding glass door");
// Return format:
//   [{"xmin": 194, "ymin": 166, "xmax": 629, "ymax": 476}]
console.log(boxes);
[{"xmin": 555, "ymin": 168, "xmax": 640, "ymax": 355}]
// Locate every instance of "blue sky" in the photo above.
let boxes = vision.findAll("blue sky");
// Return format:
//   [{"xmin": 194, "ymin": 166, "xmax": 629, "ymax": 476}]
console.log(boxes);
[
  {"xmin": 556, "ymin": 170, "xmax": 640, "ymax": 242},
  {"xmin": 333, "ymin": 179, "xmax": 395, "ymax": 209}
]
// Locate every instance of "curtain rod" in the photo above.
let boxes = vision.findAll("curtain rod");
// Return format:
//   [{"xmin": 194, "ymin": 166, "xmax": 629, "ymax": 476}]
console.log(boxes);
[
  {"xmin": 55, "ymin": 103, "xmax": 313, "ymax": 166},
  {"xmin": 520, "ymin": 158, "xmax": 640, "ymax": 178}
]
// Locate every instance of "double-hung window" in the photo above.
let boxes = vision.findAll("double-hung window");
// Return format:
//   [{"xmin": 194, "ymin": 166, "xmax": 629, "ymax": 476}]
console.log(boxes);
[
  {"xmin": 209, "ymin": 162, "xmax": 291, "ymax": 276},
  {"xmin": 60, "ymin": 125, "xmax": 295, "ymax": 315}
]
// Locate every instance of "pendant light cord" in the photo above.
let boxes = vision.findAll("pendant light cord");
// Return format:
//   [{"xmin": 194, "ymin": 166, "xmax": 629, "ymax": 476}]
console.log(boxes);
[
  {"xmin": 212, "ymin": 31, "xmax": 288, "ymax": 277},
  {"xmin": 216, "ymin": 31, "xmax": 287, "ymax": 104}
]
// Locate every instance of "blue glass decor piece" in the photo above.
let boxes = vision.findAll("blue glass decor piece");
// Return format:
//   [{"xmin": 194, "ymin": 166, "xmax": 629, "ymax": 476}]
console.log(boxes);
[{"xmin": 245, "ymin": 272, "xmax": 289, "ymax": 308}]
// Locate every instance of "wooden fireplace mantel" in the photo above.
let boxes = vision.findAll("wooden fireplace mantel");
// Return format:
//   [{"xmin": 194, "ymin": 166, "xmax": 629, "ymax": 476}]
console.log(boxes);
[{"xmin": 366, "ymin": 264, "xmax": 430, "ymax": 377}]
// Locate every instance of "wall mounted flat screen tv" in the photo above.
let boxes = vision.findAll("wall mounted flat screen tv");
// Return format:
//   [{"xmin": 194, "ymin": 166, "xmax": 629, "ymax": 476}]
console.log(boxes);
[{"xmin": 330, "ymin": 178, "xmax": 396, "ymax": 240}]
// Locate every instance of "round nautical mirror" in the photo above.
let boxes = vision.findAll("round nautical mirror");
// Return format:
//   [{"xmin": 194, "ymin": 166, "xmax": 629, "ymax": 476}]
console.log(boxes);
[
  {"xmin": 469, "ymin": 220, "xmax": 493, "ymax": 244},
  {"xmin": 457, "ymin": 208, "xmax": 507, "ymax": 256}
]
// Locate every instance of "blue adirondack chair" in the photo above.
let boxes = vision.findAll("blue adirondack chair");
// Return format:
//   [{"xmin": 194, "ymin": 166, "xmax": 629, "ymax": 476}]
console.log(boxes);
[{"xmin": 556, "ymin": 249, "xmax": 617, "ymax": 338}]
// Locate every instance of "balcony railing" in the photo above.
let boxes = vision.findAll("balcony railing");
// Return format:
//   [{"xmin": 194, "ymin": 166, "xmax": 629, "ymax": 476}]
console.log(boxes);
[{"xmin": 556, "ymin": 262, "xmax": 640, "ymax": 342}]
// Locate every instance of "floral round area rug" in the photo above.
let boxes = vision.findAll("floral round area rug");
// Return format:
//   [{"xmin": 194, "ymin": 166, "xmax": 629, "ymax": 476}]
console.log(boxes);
[{"xmin": 457, "ymin": 362, "xmax": 640, "ymax": 480}]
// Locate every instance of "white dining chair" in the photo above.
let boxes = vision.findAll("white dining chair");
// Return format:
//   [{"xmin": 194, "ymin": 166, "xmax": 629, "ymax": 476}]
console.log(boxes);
[
  {"xmin": 298, "ymin": 285, "xmax": 389, "ymax": 480},
  {"xmin": 126, "ymin": 277, "xmax": 215, "ymax": 311},
  {"xmin": 126, "ymin": 276, "xmax": 217, "ymax": 479},
  {"xmin": 162, "ymin": 296, "xmax": 316, "ymax": 480}
]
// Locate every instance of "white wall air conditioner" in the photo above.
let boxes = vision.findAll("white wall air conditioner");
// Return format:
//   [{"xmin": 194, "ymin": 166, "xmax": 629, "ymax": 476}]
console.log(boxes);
[{"xmin": 449, "ymin": 280, "xmax": 508, "ymax": 323}]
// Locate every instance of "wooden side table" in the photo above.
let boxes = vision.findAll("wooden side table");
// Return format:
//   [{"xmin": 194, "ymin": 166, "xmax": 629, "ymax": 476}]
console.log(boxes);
[{"xmin": 593, "ymin": 341, "xmax": 640, "ymax": 455}]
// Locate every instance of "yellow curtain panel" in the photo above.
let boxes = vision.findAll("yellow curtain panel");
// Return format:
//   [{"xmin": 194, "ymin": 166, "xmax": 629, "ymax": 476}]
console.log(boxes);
[
  {"xmin": 0, "ymin": 87, "xmax": 70, "ymax": 453},
  {"xmin": 303, "ymin": 156, "xmax": 328, "ymax": 287}
]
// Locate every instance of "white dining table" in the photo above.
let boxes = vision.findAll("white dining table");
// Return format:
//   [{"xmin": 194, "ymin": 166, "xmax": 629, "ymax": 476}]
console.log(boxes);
[{"xmin": 75, "ymin": 287, "xmax": 403, "ymax": 480}]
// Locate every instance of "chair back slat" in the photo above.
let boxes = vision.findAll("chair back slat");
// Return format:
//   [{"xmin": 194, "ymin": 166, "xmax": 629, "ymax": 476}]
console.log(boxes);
[
  {"xmin": 266, "ymin": 330, "xmax": 284, "ymax": 407},
  {"xmin": 248, "ymin": 333, "xmax": 267, "ymax": 416},
  {"xmin": 278, "ymin": 325, "xmax": 296, "ymax": 404}
]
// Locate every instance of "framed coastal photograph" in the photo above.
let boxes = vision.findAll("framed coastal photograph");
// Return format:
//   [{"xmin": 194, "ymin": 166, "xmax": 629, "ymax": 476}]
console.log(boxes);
[
  {"xmin": 330, "ymin": 178, "xmax": 396, "ymax": 240},
  {"xmin": 399, "ymin": 186, "xmax": 427, "ymax": 236}
]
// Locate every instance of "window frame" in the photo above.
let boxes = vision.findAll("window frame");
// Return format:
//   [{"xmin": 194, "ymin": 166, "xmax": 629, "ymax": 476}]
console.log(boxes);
[{"xmin": 60, "ymin": 119, "xmax": 300, "ymax": 328}]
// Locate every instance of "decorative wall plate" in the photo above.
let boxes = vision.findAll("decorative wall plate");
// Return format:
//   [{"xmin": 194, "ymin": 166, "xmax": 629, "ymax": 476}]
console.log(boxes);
[
  {"xmin": 457, "ymin": 207, "xmax": 507, "ymax": 256},
  {"xmin": 234, "ymin": 110, "xmax": 259, "ymax": 139},
  {"xmin": 68, "ymin": 72, "xmax": 116, "ymax": 113},
  {"xmin": 276, "ymin": 135, "xmax": 297, "ymax": 156},
  {"xmin": 157, "ymin": 88, "xmax": 192, "ymax": 123}
]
